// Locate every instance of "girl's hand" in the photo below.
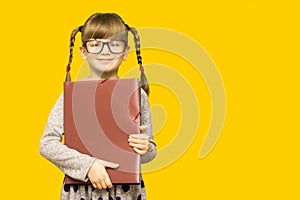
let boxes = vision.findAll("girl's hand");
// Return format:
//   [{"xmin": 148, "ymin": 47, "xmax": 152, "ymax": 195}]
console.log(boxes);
[
  {"xmin": 87, "ymin": 159, "xmax": 119, "ymax": 189},
  {"xmin": 128, "ymin": 126, "xmax": 150, "ymax": 155}
]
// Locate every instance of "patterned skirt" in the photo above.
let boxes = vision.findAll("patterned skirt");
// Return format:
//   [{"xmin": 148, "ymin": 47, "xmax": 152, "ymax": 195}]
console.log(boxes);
[{"xmin": 60, "ymin": 180, "xmax": 146, "ymax": 200}]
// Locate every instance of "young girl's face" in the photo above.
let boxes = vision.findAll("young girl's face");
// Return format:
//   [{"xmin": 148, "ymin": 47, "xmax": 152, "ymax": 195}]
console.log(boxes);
[{"xmin": 80, "ymin": 38, "xmax": 129, "ymax": 78}]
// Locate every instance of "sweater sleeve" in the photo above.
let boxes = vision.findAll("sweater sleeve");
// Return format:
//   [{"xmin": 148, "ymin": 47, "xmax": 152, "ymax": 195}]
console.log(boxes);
[
  {"xmin": 140, "ymin": 89, "xmax": 157, "ymax": 164},
  {"xmin": 40, "ymin": 89, "xmax": 156, "ymax": 181},
  {"xmin": 39, "ymin": 93, "xmax": 96, "ymax": 182}
]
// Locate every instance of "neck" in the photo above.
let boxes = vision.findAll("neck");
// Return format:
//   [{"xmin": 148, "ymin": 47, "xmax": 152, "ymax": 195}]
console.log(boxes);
[{"xmin": 89, "ymin": 69, "xmax": 119, "ymax": 80}]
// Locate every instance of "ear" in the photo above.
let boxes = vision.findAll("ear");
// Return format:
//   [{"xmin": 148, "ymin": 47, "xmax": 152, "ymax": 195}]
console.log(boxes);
[
  {"xmin": 123, "ymin": 46, "xmax": 130, "ymax": 61},
  {"xmin": 80, "ymin": 46, "xmax": 88, "ymax": 60}
]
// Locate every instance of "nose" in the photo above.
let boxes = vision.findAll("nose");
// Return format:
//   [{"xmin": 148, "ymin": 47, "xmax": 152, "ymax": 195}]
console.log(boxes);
[{"xmin": 100, "ymin": 43, "xmax": 111, "ymax": 54}]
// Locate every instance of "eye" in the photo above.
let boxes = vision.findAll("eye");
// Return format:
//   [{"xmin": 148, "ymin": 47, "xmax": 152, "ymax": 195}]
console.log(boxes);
[
  {"xmin": 109, "ymin": 40, "xmax": 122, "ymax": 47},
  {"xmin": 87, "ymin": 40, "xmax": 102, "ymax": 47}
]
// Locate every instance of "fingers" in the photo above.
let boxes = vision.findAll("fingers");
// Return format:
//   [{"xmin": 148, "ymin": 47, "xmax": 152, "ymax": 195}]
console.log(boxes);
[
  {"xmin": 91, "ymin": 170, "xmax": 113, "ymax": 189},
  {"xmin": 128, "ymin": 133, "xmax": 150, "ymax": 155},
  {"xmin": 102, "ymin": 174, "xmax": 113, "ymax": 189},
  {"xmin": 87, "ymin": 160, "xmax": 115, "ymax": 189},
  {"xmin": 129, "ymin": 133, "xmax": 150, "ymax": 140},
  {"xmin": 133, "ymin": 147, "xmax": 148, "ymax": 155}
]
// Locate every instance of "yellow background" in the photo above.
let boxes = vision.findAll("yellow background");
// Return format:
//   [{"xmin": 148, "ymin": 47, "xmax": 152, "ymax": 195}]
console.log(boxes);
[{"xmin": 1, "ymin": 0, "xmax": 299, "ymax": 199}]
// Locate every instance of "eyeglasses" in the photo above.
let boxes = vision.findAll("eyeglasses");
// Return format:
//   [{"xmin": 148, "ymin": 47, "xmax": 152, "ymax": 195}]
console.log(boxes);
[{"xmin": 83, "ymin": 39, "xmax": 128, "ymax": 54}]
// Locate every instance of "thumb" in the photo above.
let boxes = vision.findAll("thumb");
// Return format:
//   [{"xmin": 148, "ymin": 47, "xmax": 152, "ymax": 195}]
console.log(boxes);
[
  {"xmin": 98, "ymin": 159, "xmax": 120, "ymax": 169},
  {"xmin": 139, "ymin": 125, "xmax": 146, "ymax": 133}
]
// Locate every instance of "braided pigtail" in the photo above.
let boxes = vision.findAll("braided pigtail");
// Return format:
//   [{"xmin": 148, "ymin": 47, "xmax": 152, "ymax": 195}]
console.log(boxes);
[
  {"xmin": 65, "ymin": 26, "xmax": 83, "ymax": 82},
  {"xmin": 125, "ymin": 24, "xmax": 149, "ymax": 95}
]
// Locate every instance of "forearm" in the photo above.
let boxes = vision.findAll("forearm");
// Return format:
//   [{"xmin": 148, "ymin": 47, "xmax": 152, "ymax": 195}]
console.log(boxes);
[
  {"xmin": 140, "ymin": 89, "xmax": 157, "ymax": 164},
  {"xmin": 141, "ymin": 141, "xmax": 156, "ymax": 163},
  {"xmin": 40, "ymin": 93, "xmax": 95, "ymax": 181},
  {"xmin": 40, "ymin": 131, "xmax": 96, "ymax": 182}
]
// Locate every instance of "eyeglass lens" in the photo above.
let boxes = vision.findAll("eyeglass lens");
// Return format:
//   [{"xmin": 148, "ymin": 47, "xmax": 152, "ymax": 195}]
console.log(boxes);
[{"xmin": 85, "ymin": 40, "xmax": 126, "ymax": 54}]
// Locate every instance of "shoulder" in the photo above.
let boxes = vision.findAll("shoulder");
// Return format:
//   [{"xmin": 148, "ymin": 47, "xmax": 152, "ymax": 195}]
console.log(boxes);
[
  {"xmin": 54, "ymin": 92, "xmax": 64, "ymax": 108},
  {"xmin": 49, "ymin": 92, "xmax": 64, "ymax": 116}
]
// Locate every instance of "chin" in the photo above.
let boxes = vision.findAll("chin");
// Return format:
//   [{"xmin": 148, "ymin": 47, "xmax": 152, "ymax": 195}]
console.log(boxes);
[{"xmin": 95, "ymin": 65, "xmax": 118, "ymax": 75}]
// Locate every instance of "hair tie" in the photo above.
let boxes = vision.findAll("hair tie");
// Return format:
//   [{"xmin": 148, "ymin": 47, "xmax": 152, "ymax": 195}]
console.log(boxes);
[
  {"xmin": 66, "ymin": 65, "xmax": 71, "ymax": 72},
  {"xmin": 139, "ymin": 66, "xmax": 144, "ymax": 72}
]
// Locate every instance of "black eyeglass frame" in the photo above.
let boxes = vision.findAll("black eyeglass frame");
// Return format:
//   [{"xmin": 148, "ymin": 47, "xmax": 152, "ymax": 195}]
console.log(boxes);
[{"xmin": 82, "ymin": 39, "xmax": 128, "ymax": 54}]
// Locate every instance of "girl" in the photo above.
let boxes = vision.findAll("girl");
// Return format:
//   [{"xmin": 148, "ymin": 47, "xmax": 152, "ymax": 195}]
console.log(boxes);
[{"xmin": 40, "ymin": 13, "xmax": 156, "ymax": 200}]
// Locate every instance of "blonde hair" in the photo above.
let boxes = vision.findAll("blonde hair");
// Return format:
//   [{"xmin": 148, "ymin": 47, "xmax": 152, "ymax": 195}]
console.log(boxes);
[
  {"xmin": 81, "ymin": 13, "xmax": 128, "ymax": 42},
  {"xmin": 65, "ymin": 13, "xmax": 149, "ymax": 95}
]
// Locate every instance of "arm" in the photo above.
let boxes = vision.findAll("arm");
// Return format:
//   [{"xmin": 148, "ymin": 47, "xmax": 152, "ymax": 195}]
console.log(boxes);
[
  {"xmin": 39, "ymin": 93, "xmax": 96, "ymax": 182},
  {"xmin": 136, "ymin": 89, "xmax": 157, "ymax": 163}
]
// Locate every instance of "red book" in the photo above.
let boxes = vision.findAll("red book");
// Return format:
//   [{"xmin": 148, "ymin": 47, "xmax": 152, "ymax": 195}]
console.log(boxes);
[{"xmin": 64, "ymin": 78, "xmax": 140, "ymax": 184}]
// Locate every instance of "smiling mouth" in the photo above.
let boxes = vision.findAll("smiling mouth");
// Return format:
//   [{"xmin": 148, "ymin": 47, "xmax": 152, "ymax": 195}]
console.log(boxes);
[{"xmin": 97, "ymin": 59, "xmax": 114, "ymax": 63}]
